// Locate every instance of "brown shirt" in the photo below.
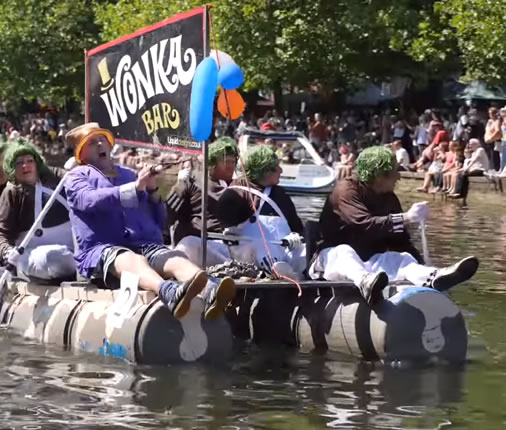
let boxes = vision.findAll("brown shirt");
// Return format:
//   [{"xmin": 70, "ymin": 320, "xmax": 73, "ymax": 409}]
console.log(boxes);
[
  {"xmin": 319, "ymin": 177, "xmax": 423, "ymax": 262},
  {"xmin": 166, "ymin": 176, "xmax": 227, "ymax": 245},
  {"xmin": 0, "ymin": 167, "xmax": 68, "ymax": 265}
]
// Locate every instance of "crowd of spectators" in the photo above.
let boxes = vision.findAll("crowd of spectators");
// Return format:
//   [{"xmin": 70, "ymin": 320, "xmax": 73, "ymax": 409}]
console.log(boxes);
[
  {"xmin": 0, "ymin": 110, "xmax": 82, "ymax": 161},
  {"xmin": 1, "ymin": 103, "xmax": 506, "ymax": 200},
  {"xmin": 223, "ymin": 105, "xmax": 506, "ymax": 197}
]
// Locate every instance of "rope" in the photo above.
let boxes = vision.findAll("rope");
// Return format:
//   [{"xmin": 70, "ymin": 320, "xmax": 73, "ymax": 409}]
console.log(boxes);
[{"xmin": 208, "ymin": 7, "xmax": 303, "ymax": 296}]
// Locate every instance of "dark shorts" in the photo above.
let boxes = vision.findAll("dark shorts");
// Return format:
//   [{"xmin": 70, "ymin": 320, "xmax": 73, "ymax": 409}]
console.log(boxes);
[{"xmin": 92, "ymin": 243, "xmax": 187, "ymax": 289}]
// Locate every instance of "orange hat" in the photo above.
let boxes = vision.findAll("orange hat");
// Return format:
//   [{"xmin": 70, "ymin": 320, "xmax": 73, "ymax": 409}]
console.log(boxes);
[{"xmin": 65, "ymin": 122, "xmax": 114, "ymax": 164}]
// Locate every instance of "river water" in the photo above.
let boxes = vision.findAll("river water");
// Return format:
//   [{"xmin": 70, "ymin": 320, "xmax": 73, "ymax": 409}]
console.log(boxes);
[{"xmin": 1, "ymin": 183, "xmax": 505, "ymax": 429}]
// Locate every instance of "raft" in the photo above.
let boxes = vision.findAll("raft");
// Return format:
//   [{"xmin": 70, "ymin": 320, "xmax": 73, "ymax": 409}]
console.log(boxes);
[{"xmin": 0, "ymin": 278, "xmax": 467, "ymax": 364}]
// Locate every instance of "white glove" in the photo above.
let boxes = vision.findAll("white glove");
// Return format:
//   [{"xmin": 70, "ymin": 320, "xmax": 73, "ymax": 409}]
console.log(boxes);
[
  {"xmin": 177, "ymin": 168, "xmax": 191, "ymax": 182},
  {"xmin": 282, "ymin": 232, "xmax": 304, "ymax": 250},
  {"xmin": 404, "ymin": 201, "xmax": 429, "ymax": 224},
  {"xmin": 7, "ymin": 248, "xmax": 21, "ymax": 266}
]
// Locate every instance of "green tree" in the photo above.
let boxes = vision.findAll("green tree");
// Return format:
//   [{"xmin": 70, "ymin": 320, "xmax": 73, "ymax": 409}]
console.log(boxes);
[
  {"xmin": 393, "ymin": 0, "xmax": 506, "ymax": 84},
  {"xmin": 0, "ymin": 0, "xmax": 100, "ymax": 105},
  {"xmin": 95, "ymin": 0, "xmax": 426, "ymax": 106},
  {"xmin": 95, "ymin": 0, "xmax": 202, "ymax": 43}
]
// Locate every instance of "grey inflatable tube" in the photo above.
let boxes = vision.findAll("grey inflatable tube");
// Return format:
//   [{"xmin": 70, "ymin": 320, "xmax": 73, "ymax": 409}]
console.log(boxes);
[{"xmin": 0, "ymin": 281, "xmax": 467, "ymax": 363}]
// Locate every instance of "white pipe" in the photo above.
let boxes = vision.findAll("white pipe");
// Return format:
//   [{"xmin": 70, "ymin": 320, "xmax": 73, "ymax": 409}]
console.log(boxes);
[{"xmin": 420, "ymin": 220, "xmax": 430, "ymax": 265}]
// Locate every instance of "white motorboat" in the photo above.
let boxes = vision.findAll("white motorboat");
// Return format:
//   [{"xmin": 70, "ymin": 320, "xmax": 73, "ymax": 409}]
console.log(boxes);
[{"xmin": 238, "ymin": 128, "xmax": 336, "ymax": 194}]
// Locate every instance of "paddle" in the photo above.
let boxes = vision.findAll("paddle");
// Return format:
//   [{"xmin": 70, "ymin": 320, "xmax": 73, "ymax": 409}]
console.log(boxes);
[{"xmin": 0, "ymin": 173, "xmax": 69, "ymax": 304}]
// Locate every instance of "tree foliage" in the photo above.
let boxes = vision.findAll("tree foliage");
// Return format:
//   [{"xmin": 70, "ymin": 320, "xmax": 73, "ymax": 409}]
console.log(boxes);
[
  {"xmin": 0, "ymin": 0, "xmax": 503, "ymax": 106},
  {"xmin": 0, "ymin": 0, "xmax": 100, "ymax": 105},
  {"xmin": 383, "ymin": 0, "xmax": 506, "ymax": 84},
  {"xmin": 95, "ymin": 0, "xmax": 425, "ymax": 94}
]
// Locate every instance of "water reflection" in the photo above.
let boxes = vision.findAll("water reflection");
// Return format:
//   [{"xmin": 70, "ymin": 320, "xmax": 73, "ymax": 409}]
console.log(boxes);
[{"xmin": 0, "ymin": 333, "xmax": 467, "ymax": 429}]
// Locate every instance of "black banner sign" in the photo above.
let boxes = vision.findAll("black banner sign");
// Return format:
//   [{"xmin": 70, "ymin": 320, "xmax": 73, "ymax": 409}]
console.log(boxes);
[{"xmin": 86, "ymin": 7, "xmax": 208, "ymax": 154}]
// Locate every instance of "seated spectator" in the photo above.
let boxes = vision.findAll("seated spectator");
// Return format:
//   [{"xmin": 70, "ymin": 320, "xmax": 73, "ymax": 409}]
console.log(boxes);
[
  {"xmin": 335, "ymin": 143, "xmax": 355, "ymax": 179},
  {"xmin": 393, "ymin": 140, "xmax": 410, "ymax": 171},
  {"xmin": 64, "ymin": 123, "xmax": 235, "ymax": 320},
  {"xmin": 417, "ymin": 142, "xmax": 448, "ymax": 192},
  {"xmin": 438, "ymin": 141, "xmax": 460, "ymax": 192},
  {"xmin": 392, "ymin": 119, "xmax": 414, "ymax": 161},
  {"xmin": 446, "ymin": 149, "xmax": 469, "ymax": 194},
  {"xmin": 412, "ymin": 139, "xmax": 439, "ymax": 172},
  {"xmin": 463, "ymin": 139, "xmax": 489, "ymax": 176},
  {"xmin": 448, "ymin": 139, "xmax": 489, "ymax": 198},
  {"xmin": 0, "ymin": 140, "xmax": 76, "ymax": 281}
]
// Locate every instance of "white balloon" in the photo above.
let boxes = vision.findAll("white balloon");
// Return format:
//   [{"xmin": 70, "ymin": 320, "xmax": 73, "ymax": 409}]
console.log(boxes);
[{"xmin": 209, "ymin": 49, "xmax": 236, "ymax": 68}]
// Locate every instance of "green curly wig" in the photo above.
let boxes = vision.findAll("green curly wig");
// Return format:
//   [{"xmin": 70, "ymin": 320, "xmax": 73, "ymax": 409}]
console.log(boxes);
[
  {"xmin": 3, "ymin": 139, "xmax": 49, "ymax": 182},
  {"xmin": 244, "ymin": 145, "xmax": 279, "ymax": 184},
  {"xmin": 208, "ymin": 136, "xmax": 238, "ymax": 167},
  {"xmin": 356, "ymin": 146, "xmax": 396, "ymax": 184}
]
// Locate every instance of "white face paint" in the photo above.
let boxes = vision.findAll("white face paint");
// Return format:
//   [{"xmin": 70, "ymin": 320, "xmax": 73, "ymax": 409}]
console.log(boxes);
[{"xmin": 405, "ymin": 292, "xmax": 460, "ymax": 354}]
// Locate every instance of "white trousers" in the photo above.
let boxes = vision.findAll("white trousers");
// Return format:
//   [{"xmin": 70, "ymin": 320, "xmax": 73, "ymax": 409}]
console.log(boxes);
[
  {"xmin": 309, "ymin": 244, "xmax": 436, "ymax": 286},
  {"xmin": 175, "ymin": 236, "xmax": 234, "ymax": 267},
  {"xmin": 18, "ymin": 244, "xmax": 76, "ymax": 281},
  {"xmin": 176, "ymin": 235, "xmax": 306, "ymax": 277}
]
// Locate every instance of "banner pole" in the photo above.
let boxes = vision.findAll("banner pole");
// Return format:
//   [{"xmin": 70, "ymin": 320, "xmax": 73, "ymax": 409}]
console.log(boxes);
[
  {"xmin": 200, "ymin": 6, "xmax": 210, "ymax": 269},
  {"xmin": 84, "ymin": 49, "xmax": 88, "ymax": 122}
]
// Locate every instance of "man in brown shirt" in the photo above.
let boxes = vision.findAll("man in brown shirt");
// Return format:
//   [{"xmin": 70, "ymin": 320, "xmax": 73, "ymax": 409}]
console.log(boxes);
[
  {"xmin": 167, "ymin": 137, "xmax": 239, "ymax": 265},
  {"xmin": 309, "ymin": 146, "xmax": 479, "ymax": 305}
]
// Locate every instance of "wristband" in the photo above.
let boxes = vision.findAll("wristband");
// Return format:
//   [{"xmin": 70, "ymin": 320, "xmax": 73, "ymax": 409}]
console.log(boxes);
[{"xmin": 147, "ymin": 186, "xmax": 159, "ymax": 194}]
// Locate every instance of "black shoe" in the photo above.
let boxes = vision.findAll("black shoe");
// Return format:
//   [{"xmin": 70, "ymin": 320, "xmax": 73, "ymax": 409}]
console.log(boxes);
[
  {"xmin": 158, "ymin": 270, "xmax": 208, "ymax": 319},
  {"xmin": 200, "ymin": 276, "xmax": 236, "ymax": 320},
  {"xmin": 358, "ymin": 271, "xmax": 389, "ymax": 305},
  {"xmin": 430, "ymin": 256, "xmax": 479, "ymax": 292}
]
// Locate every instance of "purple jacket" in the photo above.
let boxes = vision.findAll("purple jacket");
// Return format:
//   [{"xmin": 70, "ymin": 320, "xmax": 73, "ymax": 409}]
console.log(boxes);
[{"xmin": 65, "ymin": 164, "xmax": 166, "ymax": 278}]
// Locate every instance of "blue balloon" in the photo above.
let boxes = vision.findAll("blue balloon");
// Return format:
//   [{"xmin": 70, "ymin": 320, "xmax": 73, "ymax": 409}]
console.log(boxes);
[
  {"xmin": 190, "ymin": 57, "xmax": 219, "ymax": 141},
  {"xmin": 218, "ymin": 63, "xmax": 244, "ymax": 90}
]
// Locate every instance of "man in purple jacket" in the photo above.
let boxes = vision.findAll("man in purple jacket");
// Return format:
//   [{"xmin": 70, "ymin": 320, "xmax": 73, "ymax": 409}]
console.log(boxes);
[{"xmin": 64, "ymin": 123, "xmax": 235, "ymax": 320}]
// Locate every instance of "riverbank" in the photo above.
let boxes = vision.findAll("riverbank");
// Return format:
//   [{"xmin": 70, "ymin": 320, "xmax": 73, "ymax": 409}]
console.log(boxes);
[{"xmin": 399, "ymin": 171, "xmax": 504, "ymax": 196}]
